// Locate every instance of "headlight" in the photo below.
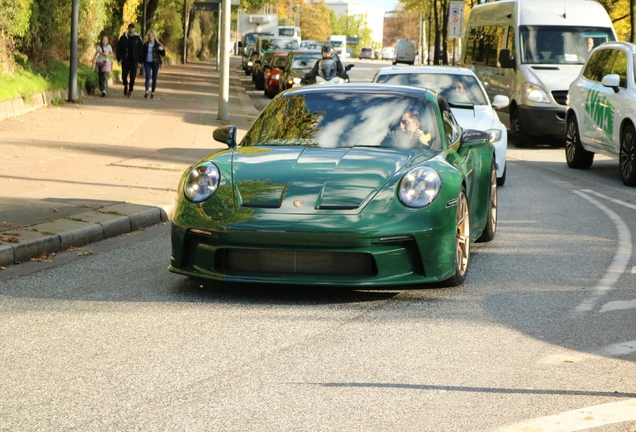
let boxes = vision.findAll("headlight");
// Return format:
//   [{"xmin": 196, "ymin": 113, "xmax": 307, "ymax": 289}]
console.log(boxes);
[
  {"xmin": 247, "ymin": 61, "xmax": 253, "ymax": 66},
  {"xmin": 292, "ymin": 77, "xmax": 302, "ymax": 84},
  {"xmin": 338, "ymin": 77, "xmax": 346, "ymax": 83},
  {"xmin": 184, "ymin": 162, "xmax": 220, "ymax": 203},
  {"xmin": 486, "ymin": 129, "xmax": 502, "ymax": 143},
  {"xmin": 272, "ymin": 74, "xmax": 280, "ymax": 79},
  {"xmin": 525, "ymin": 83, "xmax": 550, "ymax": 103},
  {"xmin": 398, "ymin": 167, "xmax": 441, "ymax": 208}
]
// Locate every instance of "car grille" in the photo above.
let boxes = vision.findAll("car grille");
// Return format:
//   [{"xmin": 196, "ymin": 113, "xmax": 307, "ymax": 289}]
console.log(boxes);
[
  {"xmin": 552, "ymin": 91, "xmax": 568, "ymax": 106},
  {"xmin": 218, "ymin": 249, "xmax": 376, "ymax": 276}
]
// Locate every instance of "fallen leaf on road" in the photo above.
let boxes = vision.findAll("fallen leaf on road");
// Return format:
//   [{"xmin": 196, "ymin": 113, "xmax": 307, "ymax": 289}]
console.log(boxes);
[
  {"xmin": 31, "ymin": 252, "xmax": 56, "ymax": 262},
  {"xmin": 585, "ymin": 416, "xmax": 593, "ymax": 420},
  {"xmin": 67, "ymin": 246, "xmax": 81, "ymax": 252},
  {"xmin": 2, "ymin": 221, "xmax": 9, "ymax": 226},
  {"xmin": 78, "ymin": 250, "xmax": 93, "ymax": 256},
  {"xmin": 52, "ymin": 208, "xmax": 58, "ymax": 213},
  {"xmin": 0, "ymin": 266, "xmax": 6, "ymax": 270},
  {"xmin": 564, "ymin": 359, "xmax": 575, "ymax": 363}
]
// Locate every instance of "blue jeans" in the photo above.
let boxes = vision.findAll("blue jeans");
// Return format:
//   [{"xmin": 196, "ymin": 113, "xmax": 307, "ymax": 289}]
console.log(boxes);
[{"xmin": 144, "ymin": 62, "xmax": 161, "ymax": 92}]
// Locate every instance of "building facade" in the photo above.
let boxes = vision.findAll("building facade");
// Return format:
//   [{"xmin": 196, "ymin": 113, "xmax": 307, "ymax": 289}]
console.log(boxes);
[{"xmin": 324, "ymin": 0, "xmax": 385, "ymax": 45}]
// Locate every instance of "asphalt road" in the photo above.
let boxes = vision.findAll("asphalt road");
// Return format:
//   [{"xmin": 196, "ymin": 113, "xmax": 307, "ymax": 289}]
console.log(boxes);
[{"xmin": 1, "ymin": 59, "xmax": 635, "ymax": 431}]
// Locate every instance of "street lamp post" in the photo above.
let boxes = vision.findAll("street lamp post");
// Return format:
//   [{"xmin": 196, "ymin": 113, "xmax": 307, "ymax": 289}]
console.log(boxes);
[{"xmin": 68, "ymin": 0, "xmax": 79, "ymax": 101}]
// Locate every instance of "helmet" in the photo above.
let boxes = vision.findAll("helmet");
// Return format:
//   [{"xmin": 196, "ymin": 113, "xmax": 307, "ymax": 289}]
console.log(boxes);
[{"xmin": 322, "ymin": 44, "xmax": 334, "ymax": 59}]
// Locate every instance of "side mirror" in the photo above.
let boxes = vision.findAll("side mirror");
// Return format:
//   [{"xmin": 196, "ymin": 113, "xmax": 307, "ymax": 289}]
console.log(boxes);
[
  {"xmin": 213, "ymin": 126, "xmax": 238, "ymax": 148},
  {"xmin": 601, "ymin": 74, "xmax": 620, "ymax": 93},
  {"xmin": 491, "ymin": 95, "xmax": 510, "ymax": 109},
  {"xmin": 498, "ymin": 49, "xmax": 515, "ymax": 69},
  {"xmin": 459, "ymin": 129, "xmax": 490, "ymax": 148},
  {"xmin": 345, "ymin": 64, "xmax": 355, "ymax": 71}
]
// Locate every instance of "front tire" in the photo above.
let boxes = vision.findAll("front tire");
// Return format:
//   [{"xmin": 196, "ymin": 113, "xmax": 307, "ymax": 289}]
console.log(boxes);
[
  {"xmin": 441, "ymin": 188, "xmax": 470, "ymax": 287},
  {"xmin": 620, "ymin": 124, "xmax": 636, "ymax": 186},
  {"xmin": 496, "ymin": 164, "xmax": 506, "ymax": 187},
  {"xmin": 477, "ymin": 160, "xmax": 498, "ymax": 243},
  {"xmin": 565, "ymin": 114, "xmax": 594, "ymax": 169},
  {"xmin": 510, "ymin": 107, "xmax": 532, "ymax": 148}
]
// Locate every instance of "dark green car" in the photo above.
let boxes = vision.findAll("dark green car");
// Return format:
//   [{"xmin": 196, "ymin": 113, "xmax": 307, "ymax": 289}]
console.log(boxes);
[{"xmin": 170, "ymin": 84, "xmax": 498, "ymax": 287}]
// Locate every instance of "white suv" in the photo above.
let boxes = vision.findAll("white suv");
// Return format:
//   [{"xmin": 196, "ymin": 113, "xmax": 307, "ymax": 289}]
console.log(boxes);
[{"xmin": 566, "ymin": 42, "xmax": 636, "ymax": 186}]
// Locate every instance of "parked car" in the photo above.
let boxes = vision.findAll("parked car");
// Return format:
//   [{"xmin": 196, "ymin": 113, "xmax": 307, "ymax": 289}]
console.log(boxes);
[
  {"xmin": 373, "ymin": 65, "xmax": 509, "ymax": 185},
  {"xmin": 253, "ymin": 50, "xmax": 288, "ymax": 91},
  {"xmin": 359, "ymin": 47, "xmax": 374, "ymax": 59},
  {"xmin": 374, "ymin": 48, "xmax": 382, "ymax": 59},
  {"xmin": 170, "ymin": 84, "xmax": 498, "ymax": 287},
  {"xmin": 279, "ymin": 49, "xmax": 323, "ymax": 91},
  {"xmin": 263, "ymin": 52, "xmax": 288, "ymax": 98},
  {"xmin": 565, "ymin": 41, "xmax": 636, "ymax": 186}
]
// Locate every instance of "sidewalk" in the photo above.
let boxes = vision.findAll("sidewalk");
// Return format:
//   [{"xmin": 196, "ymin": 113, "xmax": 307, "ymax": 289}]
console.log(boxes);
[{"xmin": 0, "ymin": 56, "xmax": 260, "ymax": 267}]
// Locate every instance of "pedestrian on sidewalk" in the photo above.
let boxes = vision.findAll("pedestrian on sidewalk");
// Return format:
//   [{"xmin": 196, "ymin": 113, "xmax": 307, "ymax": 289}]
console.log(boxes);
[
  {"xmin": 116, "ymin": 24, "xmax": 143, "ymax": 98},
  {"xmin": 142, "ymin": 31, "xmax": 166, "ymax": 100},
  {"xmin": 93, "ymin": 36, "xmax": 114, "ymax": 97}
]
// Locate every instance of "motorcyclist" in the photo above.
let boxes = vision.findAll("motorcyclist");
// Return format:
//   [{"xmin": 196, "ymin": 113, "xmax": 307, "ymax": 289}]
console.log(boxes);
[{"xmin": 305, "ymin": 44, "xmax": 349, "ymax": 83}]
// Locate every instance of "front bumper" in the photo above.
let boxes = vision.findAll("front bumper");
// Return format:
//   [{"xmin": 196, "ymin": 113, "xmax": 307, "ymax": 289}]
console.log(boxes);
[
  {"xmin": 518, "ymin": 105, "xmax": 566, "ymax": 137},
  {"xmin": 169, "ymin": 212, "xmax": 458, "ymax": 286}
]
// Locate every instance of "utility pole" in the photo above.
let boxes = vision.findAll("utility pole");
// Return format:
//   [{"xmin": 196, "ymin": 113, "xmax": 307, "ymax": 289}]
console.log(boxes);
[
  {"xmin": 216, "ymin": 2, "xmax": 221, "ymax": 72},
  {"xmin": 218, "ymin": 0, "xmax": 231, "ymax": 120},
  {"xmin": 68, "ymin": 0, "xmax": 79, "ymax": 101}
]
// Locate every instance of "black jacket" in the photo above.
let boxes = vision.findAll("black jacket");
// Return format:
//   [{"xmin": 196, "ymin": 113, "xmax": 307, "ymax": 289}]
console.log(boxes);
[
  {"xmin": 306, "ymin": 56, "xmax": 347, "ymax": 80},
  {"xmin": 142, "ymin": 41, "xmax": 166, "ymax": 65},
  {"xmin": 116, "ymin": 32, "xmax": 143, "ymax": 64}
]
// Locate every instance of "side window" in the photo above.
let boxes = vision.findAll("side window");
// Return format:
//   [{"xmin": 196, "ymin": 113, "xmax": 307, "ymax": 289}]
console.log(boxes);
[
  {"xmin": 590, "ymin": 49, "xmax": 617, "ymax": 82},
  {"xmin": 506, "ymin": 26, "xmax": 516, "ymax": 61},
  {"xmin": 609, "ymin": 49, "xmax": 628, "ymax": 88},
  {"xmin": 438, "ymin": 98, "xmax": 461, "ymax": 145},
  {"xmin": 582, "ymin": 50, "xmax": 602, "ymax": 80},
  {"xmin": 464, "ymin": 26, "xmax": 483, "ymax": 64},
  {"xmin": 484, "ymin": 25, "xmax": 506, "ymax": 67}
]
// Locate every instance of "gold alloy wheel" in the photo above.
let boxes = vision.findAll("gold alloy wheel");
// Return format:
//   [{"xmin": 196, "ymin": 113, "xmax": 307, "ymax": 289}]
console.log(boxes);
[
  {"xmin": 455, "ymin": 191, "xmax": 470, "ymax": 277},
  {"xmin": 489, "ymin": 166, "xmax": 498, "ymax": 233}
]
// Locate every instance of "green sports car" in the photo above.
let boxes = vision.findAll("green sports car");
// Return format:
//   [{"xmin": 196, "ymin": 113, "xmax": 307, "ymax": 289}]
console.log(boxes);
[{"xmin": 169, "ymin": 84, "xmax": 498, "ymax": 287}]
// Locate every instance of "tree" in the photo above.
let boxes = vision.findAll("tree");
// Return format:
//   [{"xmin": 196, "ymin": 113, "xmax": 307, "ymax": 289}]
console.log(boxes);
[
  {"xmin": 384, "ymin": 9, "xmax": 419, "ymax": 47},
  {"xmin": 299, "ymin": 1, "xmax": 332, "ymax": 42}
]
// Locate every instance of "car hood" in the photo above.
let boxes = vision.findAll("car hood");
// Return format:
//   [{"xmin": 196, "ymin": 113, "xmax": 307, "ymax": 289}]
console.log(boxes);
[
  {"xmin": 451, "ymin": 106, "xmax": 498, "ymax": 131},
  {"xmin": 523, "ymin": 64, "xmax": 583, "ymax": 92},
  {"xmin": 231, "ymin": 146, "xmax": 428, "ymax": 213}
]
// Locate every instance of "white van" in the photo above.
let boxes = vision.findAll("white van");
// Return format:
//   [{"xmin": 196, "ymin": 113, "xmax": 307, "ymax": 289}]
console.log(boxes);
[
  {"xmin": 393, "ymin": 39, "xmax": 416, "ymax": 65},
  {"xmin": 461, "ymin": 0, "xmax": 616, "ymax": 147}
]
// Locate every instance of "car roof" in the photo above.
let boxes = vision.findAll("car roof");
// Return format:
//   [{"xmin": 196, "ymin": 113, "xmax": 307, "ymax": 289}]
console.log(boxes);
[
  {"xmin": 376, "ymin": 65, "xmax": 477, "ymax": 77},
  {"xmin": 289, "ymin": 49, "xmax": 321, "ymax": 55},
  {"xmin": 284, "ymin": 83, "xmax": 436, "ymax": 100}
]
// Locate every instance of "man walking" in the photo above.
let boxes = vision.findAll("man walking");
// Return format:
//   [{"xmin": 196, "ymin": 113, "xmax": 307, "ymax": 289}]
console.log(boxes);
[{"xmin": 116, "ymin": 24, "xmax": 143, "ymax": 97}]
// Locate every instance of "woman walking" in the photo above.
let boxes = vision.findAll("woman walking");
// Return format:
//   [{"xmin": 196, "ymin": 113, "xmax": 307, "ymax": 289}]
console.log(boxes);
[
  {"xmin": 142, "ymin": 31, "xmax": 166, "ymax": 99},
  {"xmin": 93, "ymin": 36, "xmax": 114, "ymax": 97}
]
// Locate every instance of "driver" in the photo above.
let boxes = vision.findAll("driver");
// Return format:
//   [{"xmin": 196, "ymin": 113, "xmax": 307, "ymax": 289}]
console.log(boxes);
[
  {"xmin": 386, "ymin": 110, "xmax": 432, "ymax": 148},
  {"xmin": 305, "ymin": 44, "xmax": 349, "ymax": 82}
]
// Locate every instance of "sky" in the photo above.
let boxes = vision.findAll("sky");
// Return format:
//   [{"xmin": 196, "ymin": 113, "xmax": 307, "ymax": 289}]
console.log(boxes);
[{"xmin": 360, "ymin": 0, "xmax": 399, "ymax": 12}]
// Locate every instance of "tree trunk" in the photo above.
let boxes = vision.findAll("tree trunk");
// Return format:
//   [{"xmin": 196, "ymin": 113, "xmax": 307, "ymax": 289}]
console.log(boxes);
[
  {"xmin": 632, "ymin": 0, "xmax": 636, "ymax": 42},
  {"xmin": 441, "ymin": 0, "xmax": 449, "ymax": 65},
  {"xmin": 433, "ymin": 0, "xmax": 440, "ymax": 64}
]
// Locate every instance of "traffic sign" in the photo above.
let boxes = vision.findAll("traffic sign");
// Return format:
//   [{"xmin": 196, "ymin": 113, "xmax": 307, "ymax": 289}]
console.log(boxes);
[{"xmin": 448, "ymin": 1, "xmax": 464, "ymax": 39}]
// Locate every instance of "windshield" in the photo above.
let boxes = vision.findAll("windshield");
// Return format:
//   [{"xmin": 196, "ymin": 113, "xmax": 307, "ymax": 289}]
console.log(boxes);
[
  {"xmin": 279, "ymin": 28, "xmax": 297, "ymax": 37},
  {"xmin": 241, "ymin": 93, "xmax": 441, "ymax": 150},
  {"xmin": 263, "ymin": 38, "xmax": 299, "ymax": 51},
  {"xmin": 376, "ymin": 73, "xmax": 489, "ymax": 105},
  {"xmin": 520, "ymin": 25, "xmax": 615, "ymax": 65},
  {"xmin": 273, "ymin": 56, "xmax": 286, "ymax": 67},
  {"xmin": 292, "ymin": 52, "xmax": 322, "ymax": 69}
]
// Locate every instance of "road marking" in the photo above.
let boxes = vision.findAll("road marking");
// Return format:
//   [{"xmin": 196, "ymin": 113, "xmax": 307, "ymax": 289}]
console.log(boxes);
[
  {"xmin": 573, "ymin": 191, "xmax": 631, "ymax": 313},
  {"xmin": 496, "ymin": 398, "xmax": 636, "ymax": 431},
  {"xmin": 581, "ymin": 189, "xmax": 636, "ymax": 211},
  {"xmin": 592, "ymin": 340, "xmax": 636, "ymax": 357},
  {"xmin": 540, "ymin": 338, "xmax": 636, "ymax": 364},
  {"xmin": 600, "ymin": 299, "xmax": 636, "ymax": 313}
]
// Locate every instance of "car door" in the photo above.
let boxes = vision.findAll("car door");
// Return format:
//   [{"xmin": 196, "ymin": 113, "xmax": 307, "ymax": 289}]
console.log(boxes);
[
  {"xmin": 602, "ymin": 48, "xmax": 629, "ymax": 156},
  {"xmin": 580, "ymin": 48, "xmax": 617, "ymax": 150}
]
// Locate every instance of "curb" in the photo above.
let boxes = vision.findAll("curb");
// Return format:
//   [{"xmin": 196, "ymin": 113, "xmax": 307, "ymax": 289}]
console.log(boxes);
[{"xmin": 0, "ymin": 203, "xmax": 172, "ymax": 267}]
